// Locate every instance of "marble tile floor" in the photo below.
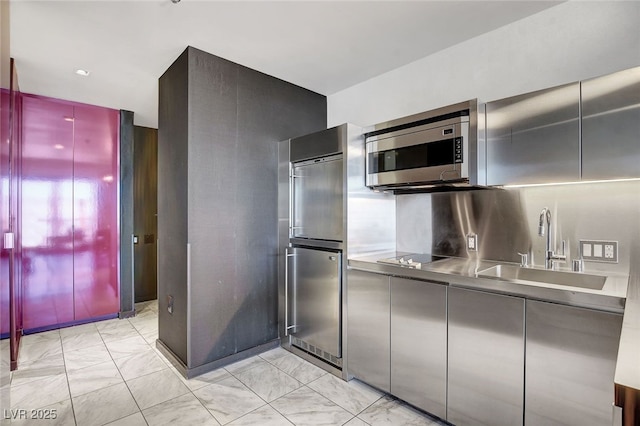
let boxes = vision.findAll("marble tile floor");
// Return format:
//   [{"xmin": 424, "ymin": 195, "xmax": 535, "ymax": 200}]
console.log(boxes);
[{"xmin": 9, "ymin": 300, "xmax": 446, "ymax": 426}]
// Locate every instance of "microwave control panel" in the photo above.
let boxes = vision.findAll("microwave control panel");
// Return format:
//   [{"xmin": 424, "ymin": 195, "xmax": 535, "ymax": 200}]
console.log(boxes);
[{"xmin": 454, "ymin": 137, "xmax": 463, "ymax": 163}]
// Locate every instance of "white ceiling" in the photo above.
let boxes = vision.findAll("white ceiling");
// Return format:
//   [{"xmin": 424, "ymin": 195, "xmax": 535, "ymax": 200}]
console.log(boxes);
[{"xmin": 10, "ymin": 1, "xmax": 562, "ymax": 128}]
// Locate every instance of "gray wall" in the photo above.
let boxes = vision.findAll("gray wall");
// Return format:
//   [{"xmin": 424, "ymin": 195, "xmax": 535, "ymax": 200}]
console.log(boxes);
[
  {"xmin": 328, "ymin": 2, "xmax": 640, "ymax": 127},
  {"xmin": 158, "ymin": 49, "xmax": 189, "ymax": 364},
  {"xmin": 397, "ymin": 180, "xmax": 640, "ymax": 275},
  {"xmin": 159, "ymin": 46, "xmax": 326, "ymax": 369}
]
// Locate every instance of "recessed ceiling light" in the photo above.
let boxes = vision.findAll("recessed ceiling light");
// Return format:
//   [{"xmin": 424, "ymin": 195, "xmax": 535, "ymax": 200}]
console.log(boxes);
[
  {"xmin": 75, "ymin": 69, "xmax": 90, "ymax": 77},
  {"xmin": 103, "ymin": 175, "xmax": 114, "ymax": 182},
  {"xmin": 63, "ymin": 116, "xmax": 74, "ymax": 122},
  {"xmin": 54, "ymin": 144, "xmax": 64, "ymax": 150}
]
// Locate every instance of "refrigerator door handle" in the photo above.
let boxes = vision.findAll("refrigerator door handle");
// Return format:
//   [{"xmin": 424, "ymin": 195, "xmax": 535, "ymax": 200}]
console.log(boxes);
[
  {"xmin": 285, "ymin": 249, "xmax": 297, "ymax": 336},
  {"xmin": 288, "ymin": 167, "xmax": 301, "ymax": 238}
]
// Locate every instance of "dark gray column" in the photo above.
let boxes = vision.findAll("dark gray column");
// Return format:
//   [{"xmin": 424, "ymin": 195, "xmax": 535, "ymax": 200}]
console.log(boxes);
[
  {"xmin": 119, "ymin": 110, "xmax": 135, "ymax": 318},
  {"xmin": 158, "ymin": 46, "xmax": 326, "ymax": 375},
  {"xmin": 157, "ymin": 49, "xmax": 189, "ymax": 364}
]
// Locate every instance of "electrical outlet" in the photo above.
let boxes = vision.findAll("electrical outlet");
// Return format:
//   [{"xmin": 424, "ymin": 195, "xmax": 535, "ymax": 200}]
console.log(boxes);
[
  {"xmin": 604, "ymin": 244, "xmax": 615, "ymax": 259},
  {"xmin": 167, "ymin": 295, "xmax": 174, "ymax": 315},
  {"xmin": 467, "ymin": 233, "xmax": 478, "ymax": 251},
  {"xmin": 580, "ymin": 240, "xmax": 618, "ymax": 263}
]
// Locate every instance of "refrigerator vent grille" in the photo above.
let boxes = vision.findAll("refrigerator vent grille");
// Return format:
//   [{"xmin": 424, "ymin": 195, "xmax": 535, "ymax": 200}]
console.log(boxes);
[{"xmin": 292, "ymin": 337, "xmax": 341, "ymax": 367}]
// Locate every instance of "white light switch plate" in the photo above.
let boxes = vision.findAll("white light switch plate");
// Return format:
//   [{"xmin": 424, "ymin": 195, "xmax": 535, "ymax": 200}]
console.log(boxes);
[
  {"xmin": 3, "ymin": 233, "xmax": 14, "ymax": 249},
  {"xmin": 593, "ymin": 244, "xmax": 603, "ymax": 257},
  {"xmin": 4, "ymin": 232, "xmax": 14, "ymax": 250}
]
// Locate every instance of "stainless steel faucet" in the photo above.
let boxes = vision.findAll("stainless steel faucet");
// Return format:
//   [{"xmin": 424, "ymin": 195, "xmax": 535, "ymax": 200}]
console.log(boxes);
[{"xmin": 538, "ymin": 207, "xmax": 566, "ymax": 269}]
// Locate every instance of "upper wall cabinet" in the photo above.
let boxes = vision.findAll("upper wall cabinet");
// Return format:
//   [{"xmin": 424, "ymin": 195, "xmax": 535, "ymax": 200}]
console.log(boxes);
[
  {"xmin": 486, "ymin": 83, "xmax": 581, "ymax": 186},
  {"xmin": 581, "ymin": 67, "xmax": 640, "ymax": 181},
  {"xmin": 485, "ymin": 66, "xmax": 640, "ymax": 186}
]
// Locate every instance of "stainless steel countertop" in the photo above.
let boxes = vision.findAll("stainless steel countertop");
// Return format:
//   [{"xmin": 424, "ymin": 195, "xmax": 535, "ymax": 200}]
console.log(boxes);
[
  {"xmin": 349, "ymin": 253, "xmax": 628, "ymax": 313},
  {"xmin": 614, "ymin": 262, "xmax": 640, "ymax": 392},
  {"xmin": 349, "ymin": 252, "xmax": 639, "ymax": 394}
]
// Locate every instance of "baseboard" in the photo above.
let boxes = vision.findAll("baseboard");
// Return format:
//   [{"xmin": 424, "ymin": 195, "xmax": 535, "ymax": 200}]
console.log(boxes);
[
  {"xmin": 156, "ymin": 338, "xmax": 279, "ymax": 379},
  {"xmin": 119, "ymin": 310, "xmax": 136, "ymax": 319},
  {"xmin": 22, "ymin": 313, "xmax": 119, "ymax": 334}
]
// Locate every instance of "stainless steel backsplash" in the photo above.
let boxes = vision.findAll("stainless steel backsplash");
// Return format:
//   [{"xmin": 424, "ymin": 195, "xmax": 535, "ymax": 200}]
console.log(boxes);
[{"xmin": 396, "ymin": 180, "xmax": 640, "ymax": 273}]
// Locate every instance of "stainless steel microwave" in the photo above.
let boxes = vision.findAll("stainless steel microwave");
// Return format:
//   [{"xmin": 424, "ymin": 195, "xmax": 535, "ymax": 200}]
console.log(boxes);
[{"xmin": 365, "ymin": 100, "xmax": 483, "ymax": 190}]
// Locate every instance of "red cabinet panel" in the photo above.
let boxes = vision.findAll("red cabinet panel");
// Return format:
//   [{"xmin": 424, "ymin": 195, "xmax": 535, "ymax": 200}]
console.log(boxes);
[
  {"xmin": 21, "ymin": 96, "xmax": 75, "ymax": 329},
  {"xmin": 21, "ymin": 95, "xmax": 119, "ymax": 330},
  {"xmin": 73, "ymin": 104, "xmax": 119, "ymax": 320},
  {"xmin": 1, "ymin": 88, "xmax": 10, "ymax": 336}
]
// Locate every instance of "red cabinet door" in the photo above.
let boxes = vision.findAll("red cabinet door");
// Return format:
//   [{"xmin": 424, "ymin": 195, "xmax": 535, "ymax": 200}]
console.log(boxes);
[
  {"xmin": 21, "ymin": 96, "xmax": 75, "ymax": 329},
  {"xmin": 1, "ymin": 88, "xmax": 10, "ymax": 336},
  {"xmin": 72, "ymin": 104, "xmax": 119, "ymax": 321},
  {"xmin": 21, "ymin": 95, "xmax": 120, "ymax": 329}
]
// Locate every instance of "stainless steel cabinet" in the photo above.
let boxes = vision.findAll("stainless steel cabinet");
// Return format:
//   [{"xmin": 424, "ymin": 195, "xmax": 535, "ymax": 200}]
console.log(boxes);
[
  {"xmin": 485, "ymin": 66, "xmax": 640, "ymax": 186},
  {"xmin": 292, "ymin": 156, "xmax": 343, "ymax": 241},
  {"xmin": 447, "ymin": 287, "xmax": 525, "ymax": 426},
  {"xmin": 486, "ymin": 83, "xmax": 581, "ymax": 186},
  {"xmin": 581, "ymin": 67, "xmax": 640, "ymax": 180},
  {"xmin": 346, "ymin": 269, "xmax": 390, "ymax": 392},
  {"xmin": 390, "ymin": 277, "xmax": 446, "ymax": 419},
  {"xmin": 525, "ymin": 300, "xmax": 622, "ymax": 426}
]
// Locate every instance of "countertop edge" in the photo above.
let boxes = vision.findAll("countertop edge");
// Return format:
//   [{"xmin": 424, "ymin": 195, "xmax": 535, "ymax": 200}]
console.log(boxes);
[
  {"xmin": 348, "ymin": 257, "xmax": 626, "ymax": 313},
  {"xmin": 614, "ymin": 269, "xmax": 640, "ymax": 394}
]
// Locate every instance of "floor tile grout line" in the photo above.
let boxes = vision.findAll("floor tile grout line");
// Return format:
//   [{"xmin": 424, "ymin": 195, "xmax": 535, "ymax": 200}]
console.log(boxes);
[
  {"xmin": 267, "ymin": 383, "xmax": 354, "ymax": 425},
  {"xmin": 228, "ymin": 357, "xmax": 301, "ymax": 388},
  {"xmin": 118, "ymin": 302, "xmax": 158, "ymax": 425},
  {"xmin": 228, "ymin": 401, "xmax": 294, "ymax": 426},
  {"xmin": 189, "ymin": 389, "xmax": 221, "ymax": 425},
  {"xmin": 15, "ymin": 336, "xmax": 64, "ymax": 368},
  {"xmin": 69, "ymin": 382, "xmax": 136, "ymax": 426},
  {"xmin": 263, "ymin": 354, "xmax": 386, "ymax": 420},
  {"xmin": 258, "ymin": 350, "xmax": 291, "ymax": 366},
  {"xmin": 307, "ymin": 378, "xmax": 384, "ymax": 418},
  {"xmin": 100, "ymin": 314, "xmax": 150, "ymax": 426},
  {"xmin": 232, "ymin": 363, "xmax": 303, "ymax": 405},
  {"xmin": 225, "ymin": 357, "xmax": 270, "ymax": 377},
  {"xmin": 127, "ymin": 382, "xmax": 191, "ymax": 415},
  {"xmin": 194, "ymin": 372, "xmax": 271, "ymax": 424},
  {"xmin": 60, "ymin": 342, "xmax": 79, "ymax": 426},
  {"xmin": 13, "ymin": 335, "xmax": 74, "ymax": 423},
  {"xmin": 351, "ymin": 394, "xmax": 384, "ymax": 419},
  {"xmin": 260, "ymin": 352, "xmax": 329, "ymax": 385}
]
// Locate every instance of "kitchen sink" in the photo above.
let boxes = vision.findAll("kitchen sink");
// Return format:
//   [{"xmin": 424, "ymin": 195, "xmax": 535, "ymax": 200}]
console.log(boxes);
[{"xmin": 477, "ymin": 264, "xmax": 606, "ymax": 290}]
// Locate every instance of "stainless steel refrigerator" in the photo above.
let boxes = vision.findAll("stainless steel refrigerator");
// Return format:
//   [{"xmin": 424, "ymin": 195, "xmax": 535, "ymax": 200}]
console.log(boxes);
[
  {"xmin": 278, "ymin": 123, "xmax": 396, "ymax": 377},
  {"xmin": 283, "ymin": 127, "xmax": 345, "ymax": 368}
]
